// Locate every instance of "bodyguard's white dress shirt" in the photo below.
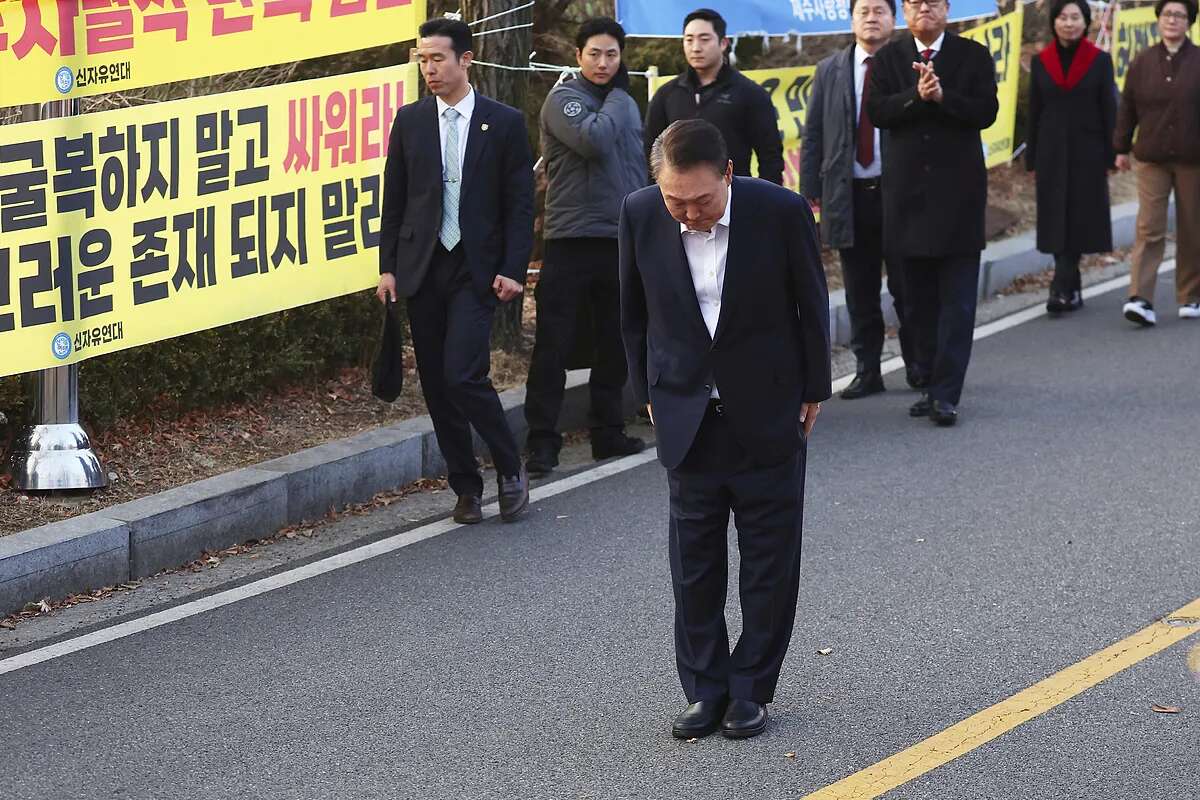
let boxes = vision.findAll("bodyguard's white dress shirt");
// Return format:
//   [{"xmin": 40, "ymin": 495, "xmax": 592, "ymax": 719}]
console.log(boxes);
[
  {"xmin": 680, "ymin": 184, "xmax": 733, "ymax": 398},
  {"xmin": 853, "ymin": 44, "xmax": 883, "ymax": 179},
  {"xmin": 435, "ymin": 86, "xmax": 475, "ymax": 174}
]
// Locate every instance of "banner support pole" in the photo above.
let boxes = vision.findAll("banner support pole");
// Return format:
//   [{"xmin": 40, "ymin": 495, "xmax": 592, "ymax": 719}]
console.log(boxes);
[{"xmin": 7, "ymin": 100, "xmax": 108, "ymax": 493}]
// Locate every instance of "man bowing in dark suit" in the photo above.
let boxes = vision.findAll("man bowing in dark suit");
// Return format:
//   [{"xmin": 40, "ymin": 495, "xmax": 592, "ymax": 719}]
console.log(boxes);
[
  {"xmin": 619, "ymin": 120, "xmax": 831, "ymax": 740},
  {"xmin": 378, "ymin": 18, "xmax": 534, "ymax": 523},
  {"xmin": 866, "ymin": 0, "xmax": 998, "ymax": 426}
]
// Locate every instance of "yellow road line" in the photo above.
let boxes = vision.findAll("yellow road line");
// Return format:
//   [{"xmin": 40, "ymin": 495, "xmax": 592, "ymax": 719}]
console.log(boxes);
[{"xmin": 803, "ymin": 597, "xmax": 1200, "ymax": 800}]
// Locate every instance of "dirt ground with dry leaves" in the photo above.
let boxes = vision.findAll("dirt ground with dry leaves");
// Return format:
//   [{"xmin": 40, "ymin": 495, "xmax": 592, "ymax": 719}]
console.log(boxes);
[{"xmin": 0, "ymin": 168, "xmax": 1139, "ymax": 538}]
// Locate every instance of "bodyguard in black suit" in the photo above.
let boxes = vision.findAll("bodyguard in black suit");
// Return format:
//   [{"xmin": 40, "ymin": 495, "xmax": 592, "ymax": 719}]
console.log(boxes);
[
  {"xmin": 866, "ymin": 0, "xmax": 998, "ymax": 425},
  {"xmin": 620, "ymin": 120, "xmax": 831, "ymax": 740},
  {"xmin": 378, "ymin": 19, "xmax": 533, "ymax": 523}
]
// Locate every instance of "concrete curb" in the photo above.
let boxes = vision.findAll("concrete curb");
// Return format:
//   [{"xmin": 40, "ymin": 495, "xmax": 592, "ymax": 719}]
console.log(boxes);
[
  {"xmin": 0, "ymin": 372, "xmax": 629, "ymax": 614},
  {"xmin": 1, "ymin": 204, "xmax": 1164, "ymax": 613},
  {"xmin": 827, "ymin": 201, "xmax": 1170, "ymax": 346}
]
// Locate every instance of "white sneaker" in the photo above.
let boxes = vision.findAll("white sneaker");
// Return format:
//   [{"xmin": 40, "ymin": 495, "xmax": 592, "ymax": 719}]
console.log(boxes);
[
  {"xmin": 1179, "ymin": 302, "xmax": 1200, "ymax": 320},
  {"xmin": 1123, "ymin": 298, "xmax": 1156, "ymax": 326}
]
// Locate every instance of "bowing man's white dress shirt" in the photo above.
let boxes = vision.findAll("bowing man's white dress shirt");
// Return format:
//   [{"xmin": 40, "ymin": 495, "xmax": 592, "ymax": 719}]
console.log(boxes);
[{"xmin": 680, "ymin": 184, "xmax": 733, "ymax": 398}]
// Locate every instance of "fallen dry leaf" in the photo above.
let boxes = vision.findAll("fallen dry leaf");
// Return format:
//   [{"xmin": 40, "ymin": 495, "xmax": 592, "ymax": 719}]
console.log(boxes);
[
  {"xmin": 37, "ymin": 599, "xmax": 51, "ymax": 613},
  {"xmin": 817, "ymin": 648, "xmax": 833, "ymax": 656},
  {"xmin": 785, "ymin": 752, "xmax": 796, "ymax": 759},
  {"xmin": 1151, "ymin": 704, "xmax": 1182, "ymax": 714},
  {"xmin": 686, "ymin": 737, "xmax": 699, "ymax": 744},
  {"xmin": 0, "ymin": 619, "xmax": 15, "ymax": 630}
]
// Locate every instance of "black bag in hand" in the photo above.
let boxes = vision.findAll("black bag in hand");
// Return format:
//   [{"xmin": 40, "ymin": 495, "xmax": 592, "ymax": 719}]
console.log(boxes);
[{"xmin": 371, "ymin": 300, "xmax": 405, "ymax": 403}]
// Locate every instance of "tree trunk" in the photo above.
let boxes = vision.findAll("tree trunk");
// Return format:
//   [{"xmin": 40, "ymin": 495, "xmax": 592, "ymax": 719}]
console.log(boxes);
[{"xmin": 462, "ymin": 0, "xmax": 535, "ymax": 351}]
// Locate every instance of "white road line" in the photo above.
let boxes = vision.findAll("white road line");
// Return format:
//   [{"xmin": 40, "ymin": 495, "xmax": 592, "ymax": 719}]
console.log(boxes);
[
  {"xmin": 0, "ymin": 449, "xmax": 659, "ymax": 678},
  {"xmin": 0, "ymin": 264, "xmax": 1158, "ymax": 677}
]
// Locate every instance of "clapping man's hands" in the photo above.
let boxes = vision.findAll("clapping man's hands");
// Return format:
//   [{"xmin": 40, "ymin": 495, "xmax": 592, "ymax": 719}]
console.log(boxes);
[{"xmin": 912, "ymin": 61, "xmax": 943, "ymax": 103}]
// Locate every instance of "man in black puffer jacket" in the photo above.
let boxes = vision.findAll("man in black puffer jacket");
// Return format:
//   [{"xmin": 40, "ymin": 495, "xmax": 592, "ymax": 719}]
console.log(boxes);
[{"xmin": 643, "ymin": 8, "xmax": 784, "ymax": 185}]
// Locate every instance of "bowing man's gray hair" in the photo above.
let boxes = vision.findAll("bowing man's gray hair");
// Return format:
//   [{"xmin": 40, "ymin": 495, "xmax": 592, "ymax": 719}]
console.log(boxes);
[{"xmin": 650, "ymin": 119, "xmax": 729, "ymax": 181}]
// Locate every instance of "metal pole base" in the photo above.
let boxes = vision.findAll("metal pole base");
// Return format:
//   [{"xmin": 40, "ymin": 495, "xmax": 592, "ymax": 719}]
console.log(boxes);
[{"xmin": 9, "ymin": 423, "xmax": 108, "ymax": 491}]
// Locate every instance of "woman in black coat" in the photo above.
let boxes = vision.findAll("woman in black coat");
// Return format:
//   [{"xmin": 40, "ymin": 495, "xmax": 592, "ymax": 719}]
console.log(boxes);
[{"xmin": 1026, "ymin": 0, "xmax": 1118, "ymax": 313}]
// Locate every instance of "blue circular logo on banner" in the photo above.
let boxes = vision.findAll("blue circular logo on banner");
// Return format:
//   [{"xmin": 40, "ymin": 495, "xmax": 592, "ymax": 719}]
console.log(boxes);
[
  {"xmin": 52, "ymin": 333, "xmax": 73, "ymax": 360},
  {"xmin": 55, "ymin": 66, "xmax": 74, "ymax": 94}
]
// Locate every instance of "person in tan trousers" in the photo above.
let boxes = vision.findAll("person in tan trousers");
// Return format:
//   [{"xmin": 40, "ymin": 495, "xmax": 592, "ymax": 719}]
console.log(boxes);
[{"xmin": 1113, "ymin": 0, "xmax": 1200, "ymax": 326}]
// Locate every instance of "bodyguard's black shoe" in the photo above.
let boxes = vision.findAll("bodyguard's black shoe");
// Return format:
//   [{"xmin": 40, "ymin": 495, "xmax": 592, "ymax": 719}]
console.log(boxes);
[
  {"xmin": 591, "ymin": 432, "xmax": 645, "ymax": 461},
  {"xmin": 721, "ymin": 700, "xmax": 768, "ymax": 739},
  {"xmin": 839, "ymin": 371, "xmax": 885, "ymax": 400},
  {"xmin": 930, "ymin": 400, "xmax": 958, "ymax": 427},
  {"xmin": 525, "ymin": 441, "xmax": 559, "ymax": 477},
  {"xmin": 672, "ymin": 698, "xmax": 728, "ymax": 739},
  {"xmin": 452, "ymin": 494, "xmax": 483, "ymax": 525},
  {"xmin": 909, "ymin": 395, "xmax": 933, "ymax": 417},
  {"xmin": 498, "ymin": 467, "xmax": 529, "ymax": 523}
]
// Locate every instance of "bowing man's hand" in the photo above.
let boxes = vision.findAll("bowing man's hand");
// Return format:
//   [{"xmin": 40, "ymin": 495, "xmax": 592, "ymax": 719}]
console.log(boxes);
[
  {"xmin": 493, "ymin": 275, "xmax": 524, "ymax": 303},
  {"xmin": 801, "ymin": 402, "xmax": 822, "ymax": 437}
]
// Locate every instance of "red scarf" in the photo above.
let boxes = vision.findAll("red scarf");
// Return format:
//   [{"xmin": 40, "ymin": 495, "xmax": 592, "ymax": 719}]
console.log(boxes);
[{"xmin": 1039, "ymin": 37, "xmax": 1100, "ymax": 91}]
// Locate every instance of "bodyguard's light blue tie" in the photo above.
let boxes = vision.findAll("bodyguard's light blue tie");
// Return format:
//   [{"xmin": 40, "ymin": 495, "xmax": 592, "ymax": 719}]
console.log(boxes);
[{"xmin": 440, "ymin": 107, "xmax": 462, "ymax": 250}]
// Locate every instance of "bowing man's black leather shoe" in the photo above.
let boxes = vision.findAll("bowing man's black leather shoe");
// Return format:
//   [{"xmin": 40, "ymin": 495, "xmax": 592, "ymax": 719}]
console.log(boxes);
[
  {"xmin": 498, "ymin": 467, "xmax": 529, "ymax": 523},
  {"xmin": 452, "ymin": 494, "xmax": 483, "ymax": 525},
  {"xmin": 672, "ymin": 698, "xmax": 728, "ymax": 739},
  {"xmin": 839, "ymin": 371, "xmax": 885, "ymax": 400},
  {"xmin": 909, "ymin": 395, "xmax": 933, "ymax": 418},
  {"xmin": 930, "ymin": 400, "xmax": 958, "ymax": 427},
  {"xmin": 721, "ymin": 699, "xmax": 769, "ymax": 739}
]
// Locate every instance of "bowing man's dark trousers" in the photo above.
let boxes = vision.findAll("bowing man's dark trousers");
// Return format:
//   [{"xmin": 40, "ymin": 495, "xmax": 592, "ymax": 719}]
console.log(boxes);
[{"xmin": 666, "ymin": 401, "xmax": 807, "ymax": 704}]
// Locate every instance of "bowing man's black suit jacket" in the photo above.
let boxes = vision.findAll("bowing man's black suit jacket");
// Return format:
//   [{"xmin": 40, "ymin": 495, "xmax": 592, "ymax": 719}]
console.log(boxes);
[
  {"xmin": 379, "ymin": 93, "xmax": 535, "ymax": 299},
  {"xmin": 618, "ymin": 177, "xmax": 832, "ymax": 471},
  {"xmin": 866, "ymin": 33, "xmax": 999, "ymax": 258}
]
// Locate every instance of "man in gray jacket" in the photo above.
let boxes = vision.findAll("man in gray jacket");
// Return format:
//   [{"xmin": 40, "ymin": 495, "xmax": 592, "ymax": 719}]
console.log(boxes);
[
  {"xmin": 524, "ymin": 16, "xmax": 647, "ymax": 475},
  {"xmin": 802, "ymin": 0, "xmax": 923, "ymax": 398}
]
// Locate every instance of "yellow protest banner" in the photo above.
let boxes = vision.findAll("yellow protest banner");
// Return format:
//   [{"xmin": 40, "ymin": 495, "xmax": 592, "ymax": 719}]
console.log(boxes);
[
  {"xmin": 1113, "ymin": 4, "xmax": 1200, "ymax": 89},
  {"xmin": 0, "ymin": 0, "xmax": 425, "ymax": 108},
  {"xmin": 649, "ymin": 5, "xmax": 1022, "ymax": 190},
  {"xmin": 961, "ymin": 3, "xmax": 1023, "ymax": 168},
  {"xmin": 0, "ymin": 63, "xmax": 418, "ymax": 378},
  {"xmin": 742, "ymin": 66, "xmax": 818, "ymax": 193}
]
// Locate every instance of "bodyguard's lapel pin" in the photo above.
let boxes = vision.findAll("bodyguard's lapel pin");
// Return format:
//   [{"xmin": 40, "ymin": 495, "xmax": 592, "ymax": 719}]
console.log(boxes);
[{"xmin": 481, "ymin": 123, "xmax": 489, "ymax": 131}]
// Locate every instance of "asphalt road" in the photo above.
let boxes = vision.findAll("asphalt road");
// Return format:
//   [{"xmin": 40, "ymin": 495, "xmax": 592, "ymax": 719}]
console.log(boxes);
[{"xmin": 2, "ymin": 275, "xmax": 1198, "ymax": 800}]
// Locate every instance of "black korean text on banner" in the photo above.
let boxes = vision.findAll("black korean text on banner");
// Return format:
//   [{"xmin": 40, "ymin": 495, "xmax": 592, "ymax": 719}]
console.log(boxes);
[{"xmin": 0, "ymin": 63, "xmax": 418, "ymax": 377}]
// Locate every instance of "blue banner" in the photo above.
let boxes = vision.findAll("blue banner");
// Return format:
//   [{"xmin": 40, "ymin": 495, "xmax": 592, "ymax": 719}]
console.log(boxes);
[{"xmin": 615, "ymin": 0, "xmax": 1000, "ymax": 37}]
